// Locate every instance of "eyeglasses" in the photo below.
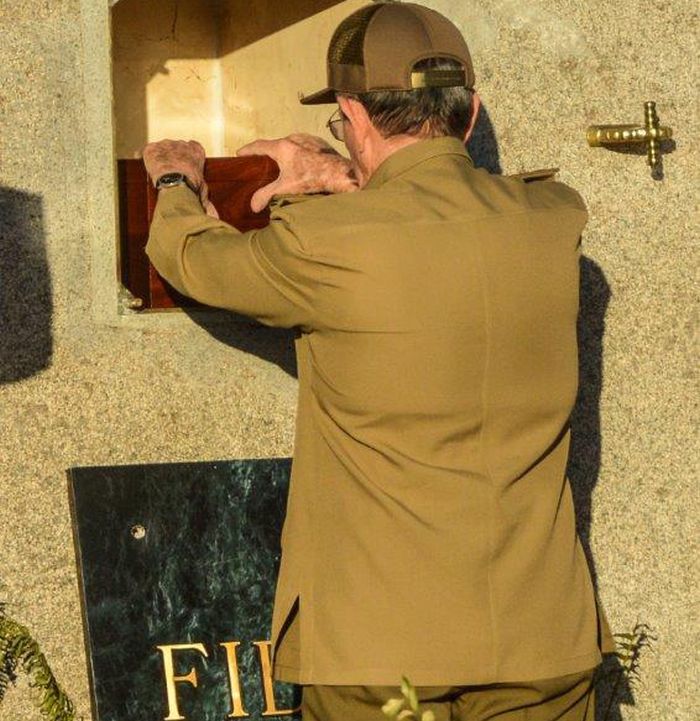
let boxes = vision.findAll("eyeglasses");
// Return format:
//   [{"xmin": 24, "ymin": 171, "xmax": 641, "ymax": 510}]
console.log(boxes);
[{"xmin": 326, "ymin": 108, "xmax": 348, "ymax": 142}]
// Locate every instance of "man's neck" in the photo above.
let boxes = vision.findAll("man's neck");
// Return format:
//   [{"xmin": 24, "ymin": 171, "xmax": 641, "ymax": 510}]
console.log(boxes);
[{"xmin": 359, "ymin": 133, "xmax": 424, "ymax": 187}]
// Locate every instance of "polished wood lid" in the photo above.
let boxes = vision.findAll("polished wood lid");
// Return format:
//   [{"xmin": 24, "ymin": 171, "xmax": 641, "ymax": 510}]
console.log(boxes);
[{"xmin": 117, "ymin": 156, "xmax": 279, "ymax": 310}]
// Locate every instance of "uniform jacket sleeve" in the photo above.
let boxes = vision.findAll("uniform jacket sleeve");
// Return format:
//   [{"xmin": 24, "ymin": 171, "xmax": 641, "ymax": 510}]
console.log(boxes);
[{"xmin": 145, "ymin": 185, "xmax": 322, "ymax": 329}]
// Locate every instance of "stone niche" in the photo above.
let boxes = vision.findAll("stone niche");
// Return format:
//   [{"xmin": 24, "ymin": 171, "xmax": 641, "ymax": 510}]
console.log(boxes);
[
  {"xmin": 111, "ymin": 0, "xmax": 364, "ymax": 158},
  {"xmin": 110, "ymin": 0, "xmax": 367, "ymax": 310}
]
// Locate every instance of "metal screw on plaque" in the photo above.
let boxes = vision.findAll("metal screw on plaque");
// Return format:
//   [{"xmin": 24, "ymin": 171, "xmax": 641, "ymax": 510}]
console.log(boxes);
[{"xmin": 130, "ymin": 524, "xmax": 147, "ymax": 540}]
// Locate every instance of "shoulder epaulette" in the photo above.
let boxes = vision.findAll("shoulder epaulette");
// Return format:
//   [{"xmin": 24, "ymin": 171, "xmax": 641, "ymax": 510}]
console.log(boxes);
[{"xmin": 508, "ymin": 167, "xmax": 560, "ymax": 183}]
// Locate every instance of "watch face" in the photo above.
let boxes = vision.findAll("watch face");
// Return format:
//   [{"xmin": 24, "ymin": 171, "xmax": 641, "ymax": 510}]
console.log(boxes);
[{"xmin": 157, "ymin": 172, "xmax": 186, "ymax": 188}]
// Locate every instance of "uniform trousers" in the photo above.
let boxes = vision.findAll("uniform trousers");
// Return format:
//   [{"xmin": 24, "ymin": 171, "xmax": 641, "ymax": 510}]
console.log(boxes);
[{"xmin": 301, "ymin": 668, "xmax": 597, "ymax": 721}]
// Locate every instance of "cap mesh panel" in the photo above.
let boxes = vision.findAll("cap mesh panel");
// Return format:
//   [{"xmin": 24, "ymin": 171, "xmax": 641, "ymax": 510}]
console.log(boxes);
[{"xmin": 328, "ymin": 5, "xmax": 383, "ymax": 66}]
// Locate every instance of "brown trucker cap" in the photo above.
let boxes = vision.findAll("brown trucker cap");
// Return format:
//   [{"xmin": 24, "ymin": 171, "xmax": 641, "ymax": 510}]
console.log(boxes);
[{"xmin": 300, "ymin": 2, "xmax": 475, "ymax": 105}]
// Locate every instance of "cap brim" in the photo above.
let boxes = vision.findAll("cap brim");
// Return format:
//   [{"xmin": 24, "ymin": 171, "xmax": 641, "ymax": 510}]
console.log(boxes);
[{"xmin": 299, "ymin": 87, "xmax": 337, "ymax": 105}]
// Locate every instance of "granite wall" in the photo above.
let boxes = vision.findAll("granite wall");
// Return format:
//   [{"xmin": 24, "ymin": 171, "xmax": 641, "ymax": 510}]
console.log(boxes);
[{"xmin": 0, "ymin": 0, "xmax": 696, "ymax": 719}]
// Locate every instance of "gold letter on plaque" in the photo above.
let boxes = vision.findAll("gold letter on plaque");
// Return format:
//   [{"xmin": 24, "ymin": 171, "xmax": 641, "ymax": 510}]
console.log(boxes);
[
  {"xmin": 156, "ymin": 643, "xmax": 209, "ymax": 721},
  {"xmin": 220, "ymin": 641, "xmax": 251, "ymax": 718},
  {"xmin": 253, "ymin": 641, "xmax": 301, "ymax": 716}
]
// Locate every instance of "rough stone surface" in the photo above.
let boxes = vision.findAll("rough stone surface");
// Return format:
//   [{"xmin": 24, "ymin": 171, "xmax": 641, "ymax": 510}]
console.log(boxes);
[{"xmin": 0, "ymin": 1, "xmax": 697, "ymax": 719}]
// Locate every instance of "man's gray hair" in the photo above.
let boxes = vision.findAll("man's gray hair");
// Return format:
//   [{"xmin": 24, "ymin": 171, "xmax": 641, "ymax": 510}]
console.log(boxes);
[{"xmin": 350, "ymin": 57, "xmax": 473, "ymax": 140}]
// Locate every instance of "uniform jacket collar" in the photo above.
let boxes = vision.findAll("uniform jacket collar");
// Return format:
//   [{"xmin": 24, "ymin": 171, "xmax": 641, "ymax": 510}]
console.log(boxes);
[{"xmin": 364, "ymin": 136, "xmax": 473, "ymax": 190}]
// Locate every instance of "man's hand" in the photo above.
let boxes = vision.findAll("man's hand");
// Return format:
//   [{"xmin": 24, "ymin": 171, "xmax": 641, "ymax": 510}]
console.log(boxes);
[
  {"xmin": 142, "ymin": 139, "xmax": 219, "ymax": 217},
  {"xmin": 142, "ymin": 139, "xmax": 206, "ymax": 189},
  {"xmin": 237, "ymin": 134, "xmax": 358, "ymax": 213}
]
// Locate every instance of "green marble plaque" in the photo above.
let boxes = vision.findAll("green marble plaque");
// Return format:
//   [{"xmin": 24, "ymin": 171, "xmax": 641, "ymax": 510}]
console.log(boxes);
[{"xmin": 68, "ymin": 459, "xmax": 300, "ymax": 721}]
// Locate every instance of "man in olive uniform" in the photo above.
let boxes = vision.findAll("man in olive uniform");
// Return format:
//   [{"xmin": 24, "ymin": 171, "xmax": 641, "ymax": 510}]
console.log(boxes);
[{"xmin": 144, "ymin": 3, "xmax": 612, "ymax": 719}]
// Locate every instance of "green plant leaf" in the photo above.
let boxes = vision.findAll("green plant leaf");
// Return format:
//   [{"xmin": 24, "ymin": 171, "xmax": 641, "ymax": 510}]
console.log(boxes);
[
  {"xmin": 400, "ymin": 677, "xmax": 419, "ymax": 713},
  {"xmin": 0, "ymin": 608, "xmax": 77, "ymax": 721},
  {"xmin": 382, "ymin": 697, "xmax": 405, "ymax": 717},
  {"xmin": 408, "ymin": 687, "xmax": 419, "ymax": 712}
]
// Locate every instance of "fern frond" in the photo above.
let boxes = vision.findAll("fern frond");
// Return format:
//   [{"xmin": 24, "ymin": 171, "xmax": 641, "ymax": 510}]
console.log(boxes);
[
  {"xmin": 612, "ymin": 622, "xmax": 656, "ymax": 686},
  {"xmin": 0, "ymin": 605, "xmax": 76, "ymax": 721},
  {"xmin": 0, "ymin": 600, "xmax": 18, "ymax": 703},
  {"xmin": 599, "ymin": 622, "xmax": 656, "ymax": 721}
]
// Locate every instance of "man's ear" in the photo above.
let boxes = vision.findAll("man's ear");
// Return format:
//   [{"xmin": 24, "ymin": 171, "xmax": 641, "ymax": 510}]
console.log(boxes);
[
  {"xmin": 337, "ymin": 95, "xmax": 360, "ymax": 122},
  {"xmin": 338, "ymin": 95, "xmax": 372, "ymax": 144},
  {"xmin": 463, "ymin": 92, "xmax": 481, "ymax": 143}
]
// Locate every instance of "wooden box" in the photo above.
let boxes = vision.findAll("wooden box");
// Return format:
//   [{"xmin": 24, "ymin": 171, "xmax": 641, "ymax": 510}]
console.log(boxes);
[{"xmin": 117, "ymin": 157, "xmax": 279, "ymax": 310}]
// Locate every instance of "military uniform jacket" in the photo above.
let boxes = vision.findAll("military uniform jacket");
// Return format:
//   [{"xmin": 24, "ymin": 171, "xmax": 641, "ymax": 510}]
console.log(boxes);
[{"xmin": 147, "ymin": 136, "xmax": 607, "ymax": 685}]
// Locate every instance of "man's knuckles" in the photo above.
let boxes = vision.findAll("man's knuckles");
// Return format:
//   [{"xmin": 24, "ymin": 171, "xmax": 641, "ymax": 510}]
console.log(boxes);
[
  {"xmin": 278, "ymin": 138, "xmax": 300, "ymax": 156},
  {"xmin": 143, "ymin": 139, "xmax": 204, "ymax": 157}
]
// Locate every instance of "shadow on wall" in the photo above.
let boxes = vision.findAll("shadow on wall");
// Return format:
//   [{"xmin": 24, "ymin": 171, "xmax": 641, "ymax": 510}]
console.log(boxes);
[
  {"xmin": 567, "ymin": 257, "xmax": 632, "ymax": 721},
  {"xmin": 568, "ymin": 257, "xmax": 610, "ymax": 584},
  {"xmin": 467, "ymin": 101, "xmax": 502, "ymax": 174},
  {"xmin": 0, "ymin": 187, "xmax": 53, "ymax": 384},
  {"xmin": 185, "ymin": 312, "xmax": 299, "ymax": 378}
]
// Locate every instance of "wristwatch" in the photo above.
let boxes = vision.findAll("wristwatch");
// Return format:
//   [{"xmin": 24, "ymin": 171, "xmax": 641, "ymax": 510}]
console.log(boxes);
[{"xmin": 155, "ymin": 172, "xmax": 195, "ymax": 192}]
